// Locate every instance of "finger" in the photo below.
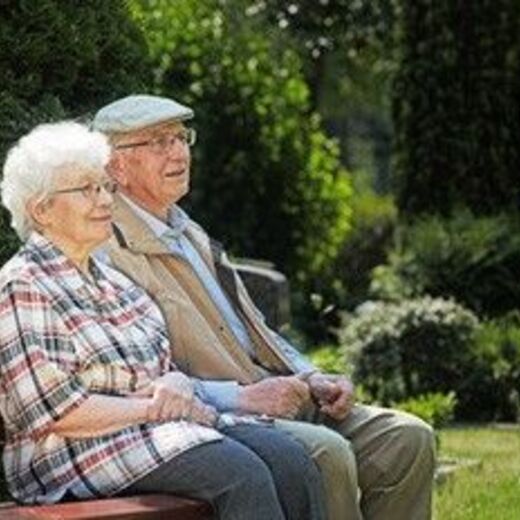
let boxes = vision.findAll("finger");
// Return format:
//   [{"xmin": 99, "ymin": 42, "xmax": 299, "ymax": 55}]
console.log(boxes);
[
  {"xmin": 150, "ymin": 387, "xmax": 172, "ymax": 421},
  {"xmin": 146, "ymin": 398, "xmax": 162, "ymax": 423},
  {"xmin": 336, "ymin": 380, "xmax": 355, "ymax": 403},
  {"xmin": 182, "ymin": 394, "xmax": 195, "ymax": 421},
  {"xmin": 131, "ymin": 384, "xmax": 154, "ymax": 397},
  {"xmin": 154, "ymin": 388, "xmax": 174, "ymax": 421},
  {"xmin": 288, "ymin": 378, "xmax": 311, "ymax": 400},
  {"xmin": 191, "ymin": 402, "xmax": 216, "ymax": 425},
  {"xmin": 287, "ymin": 405, "xmax": 300, "ymax": 419},
  {"xmin": 202, "ymin": 405, "xmax": 218, "ymax": 426},
  {"xmin": 165, "ymin": 396, "xmax": 187, "ymax": 422},
  {"xmin": 313, "ymin": 380, "xmax": 340, "ymax": 402},
  {"xmin": 330, "ymin": 393, "xmax": 350, "ymax": 415},
  {"xmin": 323, "ymin": 391, "xmax": 354, "ymax": 419}
]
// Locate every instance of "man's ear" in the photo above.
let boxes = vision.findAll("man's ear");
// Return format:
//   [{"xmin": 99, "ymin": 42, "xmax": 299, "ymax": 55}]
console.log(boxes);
[{"xmin": 106, "ymin": 154, "xmax": 128, "ymax": 188}]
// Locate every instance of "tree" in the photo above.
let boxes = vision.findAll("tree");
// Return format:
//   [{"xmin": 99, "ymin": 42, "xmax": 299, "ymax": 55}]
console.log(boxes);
[
  {"xmin": 246, "ymin": 0, "xmax": 399, "ymax": 108},
  {"xmin": 0, "ymin": 0, "xmax": 150, "ymax": 265},
  {"xmin": 130, "ymin": 0, "xmax": 353, "ymax": 281},
  {"xmin": 393, "ymin": 0, "xmax": 520, "ymax": 215}
]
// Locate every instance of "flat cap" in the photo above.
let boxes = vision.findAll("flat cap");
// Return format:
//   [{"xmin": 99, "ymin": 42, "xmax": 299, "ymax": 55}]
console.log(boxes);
[{"xmin": 92, "ymin": 94, "xmax": 193, "ymax": 133}]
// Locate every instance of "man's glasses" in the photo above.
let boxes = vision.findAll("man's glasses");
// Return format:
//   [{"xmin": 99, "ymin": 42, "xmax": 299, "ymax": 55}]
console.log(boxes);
[
  {"xmin": 51, "ymin": 179, "xmax": 117, "ymax": 201},
  {"xmin": 114, "ymin": 128, "xmax": 197, "ymax": 154}
]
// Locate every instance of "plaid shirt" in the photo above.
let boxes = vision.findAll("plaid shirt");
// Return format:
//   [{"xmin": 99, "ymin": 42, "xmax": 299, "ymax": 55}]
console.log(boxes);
[{"xmin": 0, "ymin": 233, "xmax": 221, "ymax": 504}]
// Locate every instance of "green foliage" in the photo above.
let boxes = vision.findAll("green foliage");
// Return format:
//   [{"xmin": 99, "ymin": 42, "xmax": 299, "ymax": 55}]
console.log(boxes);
[
  {"xmin": 340, "ymin": 297, "xmax": 481, "ymax": 418},
  {"xmin": 0, "ymin": 93, "xmax": 68, "ymax": 166},
  {"xmin": 393, "ymin": 392, "xmax": 456, "ymax": 429},
  {"xmin": 130, "ymin": 0, "xmax": 352, "ymax": 281},
  {"xmin": 335, "ymin": 189, "xmax": 397, "ymax": 308},
  {"xmin": 436, "ymin": 427, "xmax": 520, "ymax": 520},
  {"xmin": 370, "ymin": 210, "xmax": 520, "ymax": 317},
  {"xmin": 0, "ymin": 93, "xmax": 67, "ymax": 265},
  {"xmin": 0, "ymin": 0, "xmax": 150, "ymax": 264},
  {"xmin": 0, "ymin": 0, "xmax": 150, "ymax": 118},
  {"xmin": 248, "ymin": 1, "xmax": 399, "ymax": 110},
  {"xmin": 308, "ymin": 345, "xmax": 345, "ymax": 375},
  {"xmin": 251, "ymin": 1, "xmax": 399, "ymax": 196},
  {"xmin": 394, "ymin": 0, "xmax": 520, "ymax": 215},
  {"xmin": 251, "ymin": 0, "xmax": 398, "ymax": 60},
  {"xmin": 474, "ymin": 315, "xmax": 520, "ymax": 421},
  {"xmin": 286, "ymin": 188, "xmax": 396, "ymax": 345}
]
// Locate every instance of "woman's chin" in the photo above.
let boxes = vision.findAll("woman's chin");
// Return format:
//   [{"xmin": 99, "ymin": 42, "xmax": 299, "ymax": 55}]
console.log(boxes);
[{"xmin": 91, "ymin": 222, "xmax": 113, "ymax": 246}]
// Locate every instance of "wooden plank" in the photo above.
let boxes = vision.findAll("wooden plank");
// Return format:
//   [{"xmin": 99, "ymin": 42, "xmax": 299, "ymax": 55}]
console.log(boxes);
[{"xmin": 0, "ymin": 495, "xmax": 213, "ymax": 519}]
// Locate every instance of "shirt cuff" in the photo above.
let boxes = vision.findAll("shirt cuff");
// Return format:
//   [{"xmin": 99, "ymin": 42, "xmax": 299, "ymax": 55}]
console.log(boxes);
[{"xmin": 194, "ymin": 379, "xmax": 240, "ymax": 412}]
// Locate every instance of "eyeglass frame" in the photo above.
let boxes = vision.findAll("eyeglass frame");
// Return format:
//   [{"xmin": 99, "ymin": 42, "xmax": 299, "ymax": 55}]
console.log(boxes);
[
  {"xmin": 50, "ymin": 178, "xmax": 118, "ymax": 201},
  {"xmin": 114, "ymin": 127, "xmax": 197, "ymax": 153}
]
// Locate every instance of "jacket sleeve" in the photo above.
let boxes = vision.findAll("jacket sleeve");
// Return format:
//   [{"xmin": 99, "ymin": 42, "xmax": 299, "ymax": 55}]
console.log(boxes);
[{"xmin": 221, "ymin": 250, "xmax": 317, "ymax": 374}]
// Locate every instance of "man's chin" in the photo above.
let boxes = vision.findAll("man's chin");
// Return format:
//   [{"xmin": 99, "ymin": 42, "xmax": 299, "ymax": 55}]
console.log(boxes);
[{"xmin": 169, "ymin": 183, "xmax": 190, "ymax": 204}]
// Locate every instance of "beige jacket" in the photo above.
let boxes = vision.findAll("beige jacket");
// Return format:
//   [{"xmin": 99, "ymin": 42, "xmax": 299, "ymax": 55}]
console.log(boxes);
[{"xmin": 106, "ymin": 196, "xmax": 296, "ymax": 384}]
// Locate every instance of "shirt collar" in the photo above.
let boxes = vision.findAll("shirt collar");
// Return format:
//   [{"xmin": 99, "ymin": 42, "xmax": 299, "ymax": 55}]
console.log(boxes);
[
  {"xmin": 26, "ymin": 232, "xmax": 114, "ymax": 298},
  {"xmin": 119, "ymin": 193, "xmax": 189, "ymax": 242}
]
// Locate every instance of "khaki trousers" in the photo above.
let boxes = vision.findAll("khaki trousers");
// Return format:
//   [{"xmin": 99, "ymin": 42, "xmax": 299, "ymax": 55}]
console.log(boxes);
[{"xmin": 275, "ymin": 404, "xmax": 435, "ymax": 520}]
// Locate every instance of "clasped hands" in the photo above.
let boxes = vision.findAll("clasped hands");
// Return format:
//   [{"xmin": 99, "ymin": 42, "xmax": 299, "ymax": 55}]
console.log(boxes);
[
  {"xmin": 133, "ymin": 372, "xmax": 217, "ymax": 427},
  {"xmin": 238, "ymin": 373, "xmax": 355, "ymax": 421},
  {"xmin": 132, "ymin": 370, "xmax": 355, "ymax": 426}
]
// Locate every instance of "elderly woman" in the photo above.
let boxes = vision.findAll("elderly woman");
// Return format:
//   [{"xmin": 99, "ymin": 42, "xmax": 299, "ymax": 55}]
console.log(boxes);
[{"xmin": 0, "ymin": 122, "xmax": 326, "ymax": 520}]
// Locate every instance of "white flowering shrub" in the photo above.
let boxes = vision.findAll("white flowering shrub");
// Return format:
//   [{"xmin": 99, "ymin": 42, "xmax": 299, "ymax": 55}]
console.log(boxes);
[{"xmin": 340, "ymin": 297, "xmax": 480, "ymax": 411}]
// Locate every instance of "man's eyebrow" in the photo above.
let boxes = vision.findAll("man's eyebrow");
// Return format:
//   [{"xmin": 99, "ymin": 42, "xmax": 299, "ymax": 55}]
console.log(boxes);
[{"xmin": 125, "ymin": 124, "xmax": 186, "ymax": 141}]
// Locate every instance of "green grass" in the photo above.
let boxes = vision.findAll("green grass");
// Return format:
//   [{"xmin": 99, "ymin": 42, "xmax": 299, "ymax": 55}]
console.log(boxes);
[{"xmin": 435, "ymin": 425, "xmax": 520, "ymax": 519}]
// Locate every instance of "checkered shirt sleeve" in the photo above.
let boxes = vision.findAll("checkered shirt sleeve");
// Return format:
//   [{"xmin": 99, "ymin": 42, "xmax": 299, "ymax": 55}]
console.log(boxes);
[{"xmin": 0, "ymin": 279, "xmax": 89, "ymax": 439}]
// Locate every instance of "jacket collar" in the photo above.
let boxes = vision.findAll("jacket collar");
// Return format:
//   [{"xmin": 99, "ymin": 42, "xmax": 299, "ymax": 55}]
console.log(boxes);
[
  {"xmin": 111, "ymin": 194, "xmax": 171, "ymax": 255},
  {"xmin": 111, "ymin": 194, "xmax": 231, "ymax": 287}
]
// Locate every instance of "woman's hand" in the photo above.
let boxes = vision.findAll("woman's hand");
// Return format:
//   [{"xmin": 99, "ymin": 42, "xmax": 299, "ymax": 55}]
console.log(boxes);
[
  {"xmin": 187, "ymin": 399, "xmax": 219, "ymax": 427},
  {"xmin": 135, "ymin": 372, "xmax": 218, "ymax": 427}
]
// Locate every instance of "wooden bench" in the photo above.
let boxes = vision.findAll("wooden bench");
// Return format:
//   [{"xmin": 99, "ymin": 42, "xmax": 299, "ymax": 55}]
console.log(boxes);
[{"xmin": 0, "ymin": 495, "xmax": 213, "ymax": 519}]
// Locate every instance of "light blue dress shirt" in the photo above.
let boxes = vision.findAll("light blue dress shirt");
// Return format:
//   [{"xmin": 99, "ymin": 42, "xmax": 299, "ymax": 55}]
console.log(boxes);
[{"xmin": 106, "ymin": 195, "xmax": 315, "ymax": 411}]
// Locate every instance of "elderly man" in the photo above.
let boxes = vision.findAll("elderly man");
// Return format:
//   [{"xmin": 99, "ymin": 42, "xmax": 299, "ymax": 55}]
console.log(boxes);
[{"xmin": 93, "ymin": 94, "xmax": 435, "ymax": 520}]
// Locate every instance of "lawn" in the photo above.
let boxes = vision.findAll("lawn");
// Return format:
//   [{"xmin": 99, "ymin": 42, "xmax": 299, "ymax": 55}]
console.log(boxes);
[{"xmin": 435, "ymin": 425, "xmax": 520, "ymax": 519}]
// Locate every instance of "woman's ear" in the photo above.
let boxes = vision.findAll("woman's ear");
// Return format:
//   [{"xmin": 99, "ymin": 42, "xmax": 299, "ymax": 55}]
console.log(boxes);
[
  {"xmin": 26, "ymin": 197, "xmax": 51, "ymax": 230},
  {"xmin": 106, "ymin": 154, "xmax": 128, "ymax": 188}
]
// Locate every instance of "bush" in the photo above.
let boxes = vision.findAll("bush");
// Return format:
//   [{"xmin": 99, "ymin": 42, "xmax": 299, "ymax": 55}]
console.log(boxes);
[
  {"xmin": 334, "ymin": 189, "xmax": 397, "ymax": 309},
  {"xmin": 370, "ymin": 210, "xmax": 520, "ymax": 317},
  {"xmin": 129, "ymin": 0, "xmax": 353, "ymax": 281},
  {"xmin": 308, "ymin": 345, "xmax": 346, "ymax": 375},
  {"xmin": 340, "ymin": 297, "xmax": 480, "ymax": 418},
  {"xmin": 473, "ymin": 315, "xmax": 520, "ymax": 422},
  {"xmin": 393, "ymin": 392, "xmax": 457, "ymax": 429},
  {"xmin": 290, "ymin": 188, "xmax": 396, "ymax": 345}
]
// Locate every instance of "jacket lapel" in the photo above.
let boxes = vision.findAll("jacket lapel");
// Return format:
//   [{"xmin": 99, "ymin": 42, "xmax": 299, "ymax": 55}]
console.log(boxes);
[{"xmin": 111, "ymin": 195, "xmax": 170, "ymax": 255}]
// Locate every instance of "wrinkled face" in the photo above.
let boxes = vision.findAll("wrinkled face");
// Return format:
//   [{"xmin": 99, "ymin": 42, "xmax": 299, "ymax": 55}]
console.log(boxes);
[
  {"xmin": 33, "ymin": 166, "xmax": 114, "ymax": 253},
  {"xmin": 109, "ymin": 121, "xmax": 191, "ymax": 219}
]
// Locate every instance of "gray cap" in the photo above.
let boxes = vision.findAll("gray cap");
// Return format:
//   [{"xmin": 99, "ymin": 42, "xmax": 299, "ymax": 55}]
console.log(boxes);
[{"xmin": 92, "ymin": 94, "xmax": 194, "ymax": 133}]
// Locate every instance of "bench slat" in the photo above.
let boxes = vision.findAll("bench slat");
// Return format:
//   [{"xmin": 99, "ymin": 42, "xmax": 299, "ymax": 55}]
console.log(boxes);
[{"xmin": 0, "ymin": 494, "xmax": 213, "ymax": 519}]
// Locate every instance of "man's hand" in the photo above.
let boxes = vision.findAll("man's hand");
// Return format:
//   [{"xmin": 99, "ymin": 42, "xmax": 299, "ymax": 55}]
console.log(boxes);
[
  {"xmin": 307, "ymin": 373, "xmax": 355, "ymax": 421},
  {"xmin": 238, "ymin": 376, "xmax": 311, "ymax": 418}
]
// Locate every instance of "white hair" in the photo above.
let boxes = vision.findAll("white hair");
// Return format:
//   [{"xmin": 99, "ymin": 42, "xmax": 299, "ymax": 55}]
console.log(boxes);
[{"xmin": 1, "ymin": 121, "xmax": 111, "ymax": 240}]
